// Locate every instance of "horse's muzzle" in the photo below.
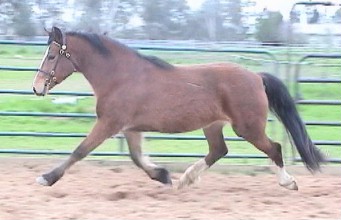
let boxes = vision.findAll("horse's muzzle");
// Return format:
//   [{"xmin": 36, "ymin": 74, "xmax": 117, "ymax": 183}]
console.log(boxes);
[{"xmin": 33, "ymin": 86, "xmax": 46, "ymax": 96}]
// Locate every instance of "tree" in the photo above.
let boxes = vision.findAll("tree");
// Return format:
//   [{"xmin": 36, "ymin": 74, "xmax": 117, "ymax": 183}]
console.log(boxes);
[
  {"xmin": 141, "ymin": 0, "xmax": 190, "ymax": 39},
  {"xmin": 102, "ymin": 0, "xmax": 143, "ymax": 37},
  {"xmin": 69, "ymin": 0, "xmax": 142, "ymax": 37},
  {"xmin": 255, "ymin": 11, "xmax": 284, "ymax": 44},
  {"xmin": 74, "ymin": 0, "xmax": 103, "ymax": 32},
  {"xmin": 33, "ymin": 0, "xmax": 66, "ymax": 33},
  {"xmin": 187, "ymin": 0, "xmax": 247, "ymax": 41},
  {"xmin": 12, "ymin": 1, "xmax": 36, "ymax": 37},
  {"xmin": 0, "ymin": 1, "xmax": 15, "ymax": 35},
  {"xmin": 224, "ymin": 0, "xmax": 247, "ymax": 40}
]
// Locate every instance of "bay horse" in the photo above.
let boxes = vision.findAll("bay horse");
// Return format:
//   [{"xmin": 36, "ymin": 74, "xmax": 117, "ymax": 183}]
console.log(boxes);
[{"xmin": 32, "ymin": 27, "xmax": 324, "ymax": 190}]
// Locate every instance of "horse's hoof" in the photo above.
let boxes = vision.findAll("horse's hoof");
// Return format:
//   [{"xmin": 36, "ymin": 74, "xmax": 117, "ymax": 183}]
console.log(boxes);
[
  {"xmin": 280, "ymin": 180, "xmax": 298, "ymax": 191},
  {"xmin": 177, "ymin": 178, "xmax": 191, "ymax": 190},
  {"xmin": 177, "ymin": 175, "xmax": 199, "ymax": 190},
  {"xmin": 36, "ymin": 176, "xmax": 50, "ymax": 186},
  {"xmin": 153, "ymin": 167, "xmax": 172, "ymax": 185},
  {"xmin": 36, "ymin": 173, "xmax": 59, "ymax": 186}
]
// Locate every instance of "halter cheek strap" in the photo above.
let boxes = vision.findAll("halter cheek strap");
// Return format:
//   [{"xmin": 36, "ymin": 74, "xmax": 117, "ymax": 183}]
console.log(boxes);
[
  {"xmin": 53, "ymin": 40, "xmax": 79, "ymax": 73},
  {"xmin": 39, "ymin": 36, "xmax": 79, "ymax": 88}
]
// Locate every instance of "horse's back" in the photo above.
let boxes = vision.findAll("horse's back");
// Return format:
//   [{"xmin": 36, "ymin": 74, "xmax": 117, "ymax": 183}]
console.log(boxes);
[
  {"xmin": 176, "ymin": 62, "xmax": 268, "ymax": 124},
  {"xmin": 176, "ymin": 62, "xmax": 265, "ymax": 98}
]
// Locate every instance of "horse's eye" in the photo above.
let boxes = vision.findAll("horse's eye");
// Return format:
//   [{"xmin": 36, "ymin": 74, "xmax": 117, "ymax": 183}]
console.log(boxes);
[{"xmin": 47, "ymin": 55, "xmax": 55, "ymax": 60}]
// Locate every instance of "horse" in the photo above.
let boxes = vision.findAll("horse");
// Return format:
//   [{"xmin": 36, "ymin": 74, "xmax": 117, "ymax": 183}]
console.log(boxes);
[{"xmin": 32, "ymin": 27, "xmax": 325, "ymax": 190}]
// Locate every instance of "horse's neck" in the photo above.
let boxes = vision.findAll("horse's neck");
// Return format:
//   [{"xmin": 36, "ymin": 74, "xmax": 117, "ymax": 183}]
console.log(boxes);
[{"xmin": 76, "ymin": 41, "xmax": 138, "ymax": 97}]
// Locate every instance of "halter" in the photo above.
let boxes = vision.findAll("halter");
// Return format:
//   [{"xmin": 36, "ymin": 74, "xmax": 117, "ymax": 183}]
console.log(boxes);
[{"xmin": 38, "ymin": 33, "xmax": 79, "ymax": 88}]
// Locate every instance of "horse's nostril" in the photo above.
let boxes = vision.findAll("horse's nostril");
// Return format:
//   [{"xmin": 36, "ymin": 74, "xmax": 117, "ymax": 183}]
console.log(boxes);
[{"xmin": 33, "ymin": 87, "xmax": 37, "ymax": 94}]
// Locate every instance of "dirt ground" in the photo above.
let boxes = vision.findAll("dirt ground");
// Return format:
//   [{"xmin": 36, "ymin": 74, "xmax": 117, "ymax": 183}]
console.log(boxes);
[{"xmin": 0, "ymin": 158, "xmax": 339, "ymax": 220}]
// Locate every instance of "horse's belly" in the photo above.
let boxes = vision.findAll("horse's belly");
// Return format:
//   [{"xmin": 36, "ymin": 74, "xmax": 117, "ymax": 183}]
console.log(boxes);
[
  {"xmin": 124, "ymin": 105, "xmax": 228, "ymax": 133},
  {"xmin": 125, "ymin": 120, "xmax": 215, "ymax": 133}
]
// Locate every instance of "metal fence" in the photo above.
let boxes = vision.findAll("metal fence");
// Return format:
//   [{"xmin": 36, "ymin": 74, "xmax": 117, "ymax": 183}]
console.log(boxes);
[
  {"xmin": 0, "ymin": 40, "xmax": 340, "ymax": 163},
  {"xmin": 293, "ymin": 54, "xmax": 341, "ymax": 163}
]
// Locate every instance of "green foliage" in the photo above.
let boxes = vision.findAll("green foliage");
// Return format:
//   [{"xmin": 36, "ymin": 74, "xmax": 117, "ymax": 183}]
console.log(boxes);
[
  {"xmin": 12, "ymin": 2, "xmax": 36, "ymax": 37},
  {"xmin": 74, "ymin": 0, "xmax": 102, "ymax": 32},
  {"xmin": 255, "ymin": 11, "xmax": 283, "ymax": 43},
  {"xmin": 185, "ymin": 0, "xmax": 247, "ymax": 41},
  {"xmin": 141, "ymin": 0, "xmax": 190, "ymax": 39}
]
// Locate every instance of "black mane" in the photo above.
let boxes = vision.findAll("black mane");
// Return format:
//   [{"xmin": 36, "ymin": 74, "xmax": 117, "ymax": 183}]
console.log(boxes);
[
  {"xmin": 51, "ymin": 31, "xmax": 174, "ymax": 70},
  {"xmin": 136, "ymin": 52, "xmax": 174, "ymax": 70},
  {"xmin": 66, "ymin": 32, "xmax": 111, "ymax": 55}
]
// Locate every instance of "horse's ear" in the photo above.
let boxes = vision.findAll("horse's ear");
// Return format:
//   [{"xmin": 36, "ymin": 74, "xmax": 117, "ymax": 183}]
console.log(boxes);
[
  {"xmin": 43, "ymin": 27, "xmax": 51, "ymax": 35},
  {"xmin": 51, "ymin": 26, "xmax": 63, "ymax": 45}
]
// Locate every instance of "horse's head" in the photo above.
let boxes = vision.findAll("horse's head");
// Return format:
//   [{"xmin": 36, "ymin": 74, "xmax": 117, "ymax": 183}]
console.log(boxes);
[{"xmin": 32, "ymin": 27, "xmax": 78, "ymax": 96}]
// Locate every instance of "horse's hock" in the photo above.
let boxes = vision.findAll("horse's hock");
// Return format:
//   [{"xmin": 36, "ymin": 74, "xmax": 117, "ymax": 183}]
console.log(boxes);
[{"xmin": 0, "ymin": 158, "xmax": 339, "ymax": 220}]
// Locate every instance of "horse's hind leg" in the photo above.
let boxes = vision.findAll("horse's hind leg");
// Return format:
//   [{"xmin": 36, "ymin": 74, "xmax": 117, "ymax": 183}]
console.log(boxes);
[
  {"xmin": 178, "ymin": 122, "xmax": 227, "ymax": 189},
  {"xmin": 124, "ymin": 131, "xmax": 172, "ymax": 185},
  {"xmin": 232, "ymin": 120, "xmax": 298, "ymax": 190}
]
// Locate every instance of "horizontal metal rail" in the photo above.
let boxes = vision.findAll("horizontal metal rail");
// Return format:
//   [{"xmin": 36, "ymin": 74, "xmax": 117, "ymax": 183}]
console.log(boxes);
[
  {"xmin": 0, "ymin": 40, "xmax": 278, "ymax": 61},
  {"xmin": 0, "ymin": 112, "xmax": 96, "ymax": 118},
  {"xmin": 1, "ymin": 149, "xmax": 338, "ymax": 163},
  {"xmin": 304, "ymin": 121, "xmax": 341, "ymax": 126},
  {"xmin": 313, "ymin": 140, "xmax": 341, "ymax": 146},
  {"xmin": 0, "ymin": 111, "xmax": 270, "ymax": 121},
  {"xmin": 0, "ymin": 132, "xmax": 339, "ymax": 146},
  {"xmin": 297, "ymin": 78, "xmax": 341, "ymax": 83},
  {"xmin": 0, "ymin": 89, "xmax": 93, "ymax": 96},
  {"xmin": 298, "ymin": 54, "xmax": 341, "ymax": 60},
  {"xmin": 0, "ymin": 149, "xmax": 267, "ymax": 159},
  {"xmin": 296, "ymin": 100, "xmax": 341, "ymax": 105},
  {"xmin": 0, "ymin": 66, "xmax": 37, "ymax": 71},
  {"xmin": 0, "ymin": 40, "xmax": 47, "ymax": 46},
  {"xmin": 294, "ymin": 157, "xmax": 341, "ymax": 163},
  {"xmin": 2, "ymin": 112, "xmax": 338, "ymax": 126},
  {"xmin": 0, "ymin": 131, "xmax": 244, "ymax": 141}
]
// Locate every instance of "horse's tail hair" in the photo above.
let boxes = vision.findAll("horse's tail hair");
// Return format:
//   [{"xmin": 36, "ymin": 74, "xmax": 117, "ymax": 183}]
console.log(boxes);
[{"xmin": 259, "ymin": 72, "xmax": 325, "ymax": 172}]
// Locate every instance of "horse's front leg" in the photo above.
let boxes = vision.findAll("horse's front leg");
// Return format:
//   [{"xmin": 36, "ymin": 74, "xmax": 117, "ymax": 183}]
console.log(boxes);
[
  {"xmin": 36, "ymin": 119, "xmax": 119, "ymax": 186},
  {"xmin": 124, "ymin": 131, "xmax": 172, "ymax": 185}
]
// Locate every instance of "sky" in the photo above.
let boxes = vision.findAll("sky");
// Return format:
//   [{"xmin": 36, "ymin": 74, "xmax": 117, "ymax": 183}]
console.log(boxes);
[
  {"xmin": 186, "ymin": 0, "xmax": 297, "ymax": 19},
  {"xmin": 187, "ymin": 0, "xmax": 340, "ymax": 20},
  {"xmin": 186, "ymin": 0, "xmax": 297, "ymax": 11}
]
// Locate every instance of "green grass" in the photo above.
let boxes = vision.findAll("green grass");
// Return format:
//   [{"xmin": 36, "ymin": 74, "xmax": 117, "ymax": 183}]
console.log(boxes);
[{"xmin": 0, "ymin": 44, "xmax": 340, "ymax": 165}]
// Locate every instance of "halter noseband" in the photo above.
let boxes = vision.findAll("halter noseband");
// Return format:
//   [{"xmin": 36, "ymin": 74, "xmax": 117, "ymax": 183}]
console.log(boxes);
[{"xmin": 38, "ymin": 33, "xmax": 79, "ymax": 88}]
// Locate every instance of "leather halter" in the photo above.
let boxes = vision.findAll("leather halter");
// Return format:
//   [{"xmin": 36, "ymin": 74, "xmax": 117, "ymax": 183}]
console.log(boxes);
[{"xmin": 38, "ymin": 33, "xmax": 79, "ymax": 88}]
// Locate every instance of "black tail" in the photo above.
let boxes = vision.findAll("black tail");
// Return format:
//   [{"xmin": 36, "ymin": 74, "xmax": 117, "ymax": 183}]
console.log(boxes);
[{"xmin": 259, "ymin": 72, "xmax": 325, "ymax": 172}]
